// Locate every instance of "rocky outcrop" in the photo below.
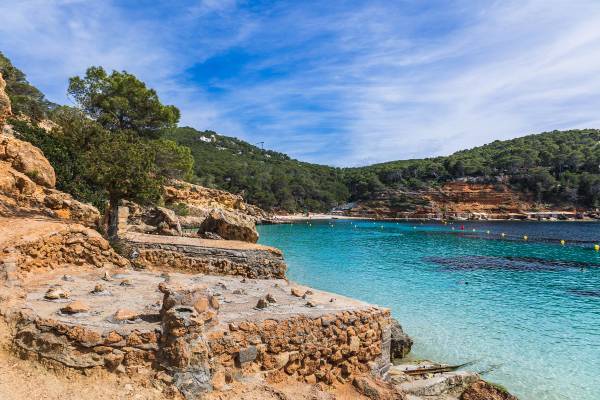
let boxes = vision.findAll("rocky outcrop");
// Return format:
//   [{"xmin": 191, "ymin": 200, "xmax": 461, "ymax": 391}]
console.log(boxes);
[
  {"xmin": 390, "ymin": 318, "xmax": 413, "ymax": 359},
  {"xmin": 344, "ymin": 180, "xmax": 536, "ymax": 220},
  {"xmin": 0, "ymin": 135, "xmax": 100, "ymax": 228},
  {"xmin": 461, "ymin": 380, "xmax": 518, "ymax": 400},
  {"xmin": 0, "ymin": 159, "xmax": 100, "ymax": 228},
  {"xmin": 120, "ymin": 201, "xmax": 182, "ymax": 236},
  {"xmin": 0, "ymin": 73, "xmax": 11, "ymax": 127},
  {"xmin": 165, "ymin": 180, "xmax": 248, "ymax": 214},
  {"xmin": 116, "ymin": 183, "xmax": 261, "ymax": 243},
  {"xmin": 198, "ymin": 209, "xmax": 259, "ymax": 243},
  {"xmin": 0, "ymin": 217, "xmax": 127, "ymax": 282},
  {"xmin": 0, "ymin": 134, "xmax": 55, "ymax": 187}
]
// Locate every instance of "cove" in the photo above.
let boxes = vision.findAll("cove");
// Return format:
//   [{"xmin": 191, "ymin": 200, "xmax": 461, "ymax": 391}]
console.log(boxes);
[{"xmin": 258, "ymin": 220, "xmax": 600, "ymax": 400}]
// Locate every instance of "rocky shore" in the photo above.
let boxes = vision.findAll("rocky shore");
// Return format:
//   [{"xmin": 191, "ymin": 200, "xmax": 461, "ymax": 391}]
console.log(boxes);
[{"xmin": 0, "ymin": 74, "xmax": 515, "ymax": 399}]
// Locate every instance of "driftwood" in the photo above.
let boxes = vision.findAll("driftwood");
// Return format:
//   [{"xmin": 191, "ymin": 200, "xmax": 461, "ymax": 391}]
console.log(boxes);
[{"xmin": 402, "ymin": 360, "xmax": 477, "ymax": 376}]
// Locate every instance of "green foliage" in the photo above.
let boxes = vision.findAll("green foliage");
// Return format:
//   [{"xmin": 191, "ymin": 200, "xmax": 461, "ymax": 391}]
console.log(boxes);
[
  {"xmin": 169, "ymin": 127, "xmax": 600, "ymax": 211},
  {"xmin": 165, "ymin": 127, "xmax": 350, "ymax": 212},
  {"xmin": 0, "ymin": 52, "xmax": 55, "ymax": 121},
  {"xmin": 151, "ymin": 138, "xmax": 194, "ymax": 180},
  {"xmin": 68, "ymin": 66, "xmax": 180, "ymax": 139},
  {"xmin": 167, "ymin": 202, "xmax": 190, "ymax": 216},
  {"xmin": 348, "ymin": 129, "xmax": 600, "ymax": 207},
  {"xmin": 82, "ymin": 130, "xmax": 163, "ymax": 206}
]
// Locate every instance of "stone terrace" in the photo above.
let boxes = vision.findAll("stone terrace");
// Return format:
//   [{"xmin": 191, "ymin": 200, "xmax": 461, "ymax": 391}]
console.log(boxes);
[
  {"xmin": 0, "ymin": 218, "xmax": 393, "ymax": 397},
  {"xmin": 124, "ymin": 232, "xmax": 287, "ymax": 279}
]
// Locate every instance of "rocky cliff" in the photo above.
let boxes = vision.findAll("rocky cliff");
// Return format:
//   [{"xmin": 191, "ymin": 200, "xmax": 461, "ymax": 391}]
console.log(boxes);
[{"xmin": 343, "ymin": 181, "xmax": 569, "ymax": 220}]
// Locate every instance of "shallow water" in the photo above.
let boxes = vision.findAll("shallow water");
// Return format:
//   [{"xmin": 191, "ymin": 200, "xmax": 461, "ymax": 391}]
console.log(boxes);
[{"xmin": 258, "ymin": 220, "xmax": 600, "ymax": 400}]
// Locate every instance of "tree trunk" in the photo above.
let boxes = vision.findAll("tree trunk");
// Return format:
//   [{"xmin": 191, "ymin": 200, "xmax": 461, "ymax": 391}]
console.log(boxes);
[{"xmin": 107, "ymin": 197, "xmax": 120, "ymax": 240}]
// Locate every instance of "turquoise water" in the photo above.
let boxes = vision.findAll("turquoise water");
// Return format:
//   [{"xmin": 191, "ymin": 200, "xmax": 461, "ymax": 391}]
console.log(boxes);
[{"xmin": 258, "ymin": 220, "xmax": 600, "ymax": 400}]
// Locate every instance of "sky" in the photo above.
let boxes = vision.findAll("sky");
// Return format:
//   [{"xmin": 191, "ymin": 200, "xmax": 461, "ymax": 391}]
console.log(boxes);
[{"xmin": 2, "ymin": 0, "xmax": 600, "ymax": 166}]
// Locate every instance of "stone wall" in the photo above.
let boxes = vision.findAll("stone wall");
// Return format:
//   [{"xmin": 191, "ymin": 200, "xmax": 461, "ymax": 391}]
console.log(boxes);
[
  {"xmin": 158, "ymin": 286, "xmax": 391, "ymax": 396},
  {"xmin": 10, "ymin": 313, "xmax": 158, "ymax": 371},
  {"xmin": 207, "ymin": 308, "xmax": 391, "ymax": 387},
  {"xmin": 130, "ymin": 244, "xmax": 286, "ymax": 279}
]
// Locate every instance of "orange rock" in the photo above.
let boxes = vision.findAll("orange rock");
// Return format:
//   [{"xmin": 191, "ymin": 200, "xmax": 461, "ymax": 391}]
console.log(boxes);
[
  {"xmin": 113, "ymin": 308, "xmax": 139, "ymax": 322},
  {"xmin": 60, "ymin": 301, "xmax": 89, "ymax": 314}
]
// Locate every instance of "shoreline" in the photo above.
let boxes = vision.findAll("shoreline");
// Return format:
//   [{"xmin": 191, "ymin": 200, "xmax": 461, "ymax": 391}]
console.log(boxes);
[{"xmin": 267, "ymin": 213, "xmax": 600, "ymax": 223}]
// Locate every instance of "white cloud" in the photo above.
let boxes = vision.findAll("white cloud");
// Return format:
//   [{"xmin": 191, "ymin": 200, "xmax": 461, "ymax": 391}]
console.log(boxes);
[{"xmin": 2, "ymin": 0, "xmax": 600, "ymax": 166}]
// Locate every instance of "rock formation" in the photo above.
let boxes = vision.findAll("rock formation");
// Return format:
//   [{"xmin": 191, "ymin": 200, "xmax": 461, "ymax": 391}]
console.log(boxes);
[
  {"xmin": 198, "ymin": 208, "xmax": 259, "ymax": 243},
  {"xmin": 390, "ymin": 318, "xmax": 413, "ymax": 360},
  {"xmin": 115, "ymin": 181, "xmax": 262, "ymax": 243},
  {"xmin": 0, "ymin": 135, "xmax": 99, "ymax": 228},
  {"xmin": 0, "ymin": 73, "xmax": 11, "ymax": 127}
]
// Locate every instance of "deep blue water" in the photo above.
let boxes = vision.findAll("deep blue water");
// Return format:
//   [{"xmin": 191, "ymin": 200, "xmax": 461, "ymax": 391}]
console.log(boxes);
[{"xmin": 258, "ymin": 220, "xmax": 600, "ymax": 400}]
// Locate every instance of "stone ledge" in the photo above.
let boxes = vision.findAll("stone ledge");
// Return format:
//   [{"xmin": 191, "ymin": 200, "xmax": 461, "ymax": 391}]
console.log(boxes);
[{"xmin": 123, "ymin": 232, "xmax": 286, "ymax": 279}]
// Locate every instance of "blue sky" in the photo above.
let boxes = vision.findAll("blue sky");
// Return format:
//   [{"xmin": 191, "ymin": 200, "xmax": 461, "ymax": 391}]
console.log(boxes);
[{"xmin": 2, "ymin": 1, "xmax": 600, "ymax": 166}]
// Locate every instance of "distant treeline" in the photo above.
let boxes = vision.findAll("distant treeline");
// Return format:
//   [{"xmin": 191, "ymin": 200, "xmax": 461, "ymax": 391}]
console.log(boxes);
[{"xmin": 168, "ymin": 127, "xmax": 600, "ymax": 211}]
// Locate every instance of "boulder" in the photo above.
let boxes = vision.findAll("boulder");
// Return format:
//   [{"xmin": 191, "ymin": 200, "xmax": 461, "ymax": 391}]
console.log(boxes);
[
  {"xmin": 198, "ymin": 208, "xmax": 259, "ymax": 243},
  {"xmin": 119, "ymin": 201, "xmax": 182, "ymax": 236},
  {"xmin": 390, "ymin": 318, "xmax": 413, "ymax": 359},
  {"xmin": 0, "ymin": 160, "xmax": 100, "ymax": 227},
  {"xmin": 0, "ymin": 134, "xmax": 55, "ymax": 187},
  {"xmin": 353, "ymin": 376, "xmax": 405, "ymax": 400},
  {"xmin": 461, "ymin": 380, "xmax": 518, "ymax": 400},
  {"xmin": 61, "ymin": 301, "xmax": 90, "ymax": 314},
  {"xmin": 0, "ymin": 73, "xmax": 11, "ymax": 126}
]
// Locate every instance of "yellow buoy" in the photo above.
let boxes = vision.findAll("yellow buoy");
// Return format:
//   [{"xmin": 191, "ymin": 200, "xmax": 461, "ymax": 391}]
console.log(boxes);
[
  {"xmin": 595, "ymin": 244, "xmax": 600, "ymax": 252},
  {"xmin": 523, "ymin": 235, "xmax": 528, "ymax": 241},
  {"xmin": 560, "ymin": 240, "xmax": 565, "ymax": 246}
]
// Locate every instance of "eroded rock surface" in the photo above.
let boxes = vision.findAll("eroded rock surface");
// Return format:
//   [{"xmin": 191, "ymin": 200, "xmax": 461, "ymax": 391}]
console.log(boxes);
[
  {"xmin": 0, "ymin": 73, "xmax": 11, "ymax": 127},
  {"xmin": 0, "ymin": 134, "xmax": 55, "ymax": 187},
  {"xmin": 198, "ymin": 208, "xmax": 259, "ymax": 243},
  {"xmin": 0, "ymin": 136, "xmax": 100, "ymax": 228}
]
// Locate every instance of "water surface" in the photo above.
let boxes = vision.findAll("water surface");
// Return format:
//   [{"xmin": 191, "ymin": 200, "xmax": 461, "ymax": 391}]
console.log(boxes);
[{"xmin": 258, "ymin": 220, "xmax": 600, "ymax": 400}]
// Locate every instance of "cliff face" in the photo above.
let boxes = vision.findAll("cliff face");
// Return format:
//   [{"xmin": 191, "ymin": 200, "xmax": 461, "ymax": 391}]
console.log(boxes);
[{"xmin": 345, "ymin": 181, "xmax": 554, "ymax": 219}]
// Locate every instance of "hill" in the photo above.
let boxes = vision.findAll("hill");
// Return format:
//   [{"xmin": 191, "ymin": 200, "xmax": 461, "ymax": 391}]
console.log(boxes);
[
  {"xmin": 165, "ymin": 127, "xmax": 349, "ymax": 212},
  {"xmin": 168, "ymin": 126, "xmax": 600, "ymax": 214}
]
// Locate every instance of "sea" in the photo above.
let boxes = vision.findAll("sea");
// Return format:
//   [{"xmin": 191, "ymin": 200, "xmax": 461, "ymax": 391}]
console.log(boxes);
[{"xmin": 258, "ymin": 220, "xmax": 600, "ymax": 400}]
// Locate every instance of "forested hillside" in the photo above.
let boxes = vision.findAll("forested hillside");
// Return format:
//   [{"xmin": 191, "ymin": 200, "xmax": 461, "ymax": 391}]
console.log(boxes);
[
  {"xmin": 346, "ymin": 130, "xmax": 600, "ymax": 207},
  {"xmin": 167, "ymin": 127, "xmax": 600, "ymax": 211},
  {"xmin": 165, "ymin": 127, "xmax": 349, "ymax": 211}
]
